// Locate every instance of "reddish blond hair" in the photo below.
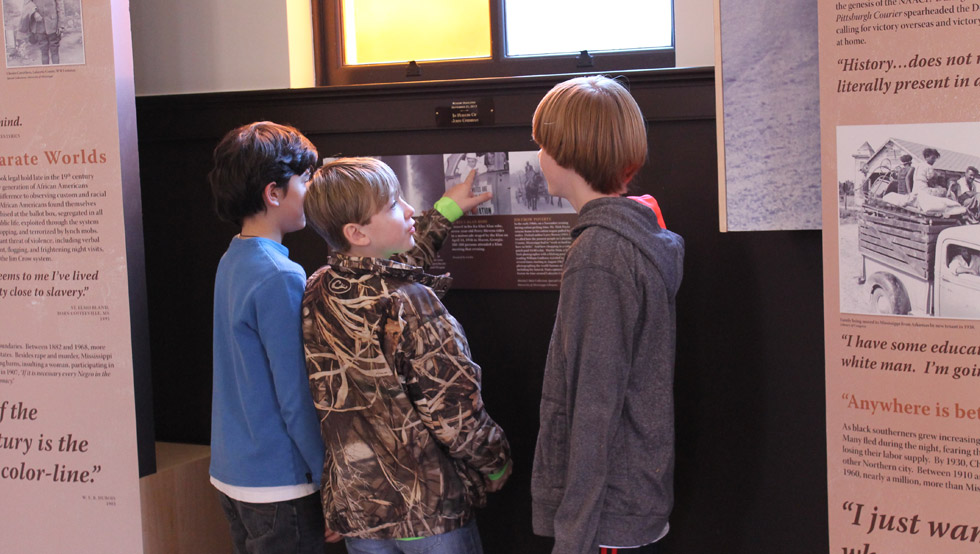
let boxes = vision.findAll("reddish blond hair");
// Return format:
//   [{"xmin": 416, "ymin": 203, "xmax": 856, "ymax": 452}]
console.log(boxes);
[{"xmin": 532, "ymin": 76, "xmax": 647, "ymax": 194}]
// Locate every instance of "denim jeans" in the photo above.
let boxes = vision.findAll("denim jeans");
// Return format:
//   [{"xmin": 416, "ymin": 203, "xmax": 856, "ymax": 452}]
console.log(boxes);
[
  {"xmin": 344, "ymin": 519, "xmax": 483, "ymax": 554},
  {"xmin": 218, "ymin": 491, "xmax": 326, "ymax": 554}
]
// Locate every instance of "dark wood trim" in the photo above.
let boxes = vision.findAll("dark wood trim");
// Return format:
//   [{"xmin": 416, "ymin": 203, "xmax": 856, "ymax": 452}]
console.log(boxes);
[
  {"xmin": 489, "ymin": 0, "xmax": 504, "ymax": 65},
  {"xmin": 137, "ymin": 66, "xmax": 713, "ymax": 142},
  {"xmin": 315, "ymin": 0, "xmax": 341, "ymax": 87},
  {"xmin": 321, "ymin": 51, "xmax": 677, "ymax": 87},
  {"xmin": 311, "ymin": 0, "xmax": 327, "ymax": 88}
]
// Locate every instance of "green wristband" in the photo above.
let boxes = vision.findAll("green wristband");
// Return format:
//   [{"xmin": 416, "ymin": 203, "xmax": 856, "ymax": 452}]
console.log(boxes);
[
  {"xmin": 489, "ymin": 461, "xmax": 510, "ymax": 481},
  {"xmin": 434, "ymin": 197, "xmax": 464, "ymax": 223}
]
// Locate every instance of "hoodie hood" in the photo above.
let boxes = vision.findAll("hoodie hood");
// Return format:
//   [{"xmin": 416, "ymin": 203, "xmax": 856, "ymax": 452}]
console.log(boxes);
[{"xmin": 573, "ymin": 196, "xmax": 684, "ymax": 296}]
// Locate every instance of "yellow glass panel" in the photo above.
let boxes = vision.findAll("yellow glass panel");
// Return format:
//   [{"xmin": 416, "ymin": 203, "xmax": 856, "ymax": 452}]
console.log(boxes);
[{"xmin": 343, "ymin": 0, "xmax": 491, "ymax": 65}]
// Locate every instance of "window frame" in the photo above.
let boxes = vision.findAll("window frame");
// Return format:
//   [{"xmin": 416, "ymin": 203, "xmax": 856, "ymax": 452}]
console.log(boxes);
[{"xmin": 312, "ymin": 0, "xmax": 676, "ymax": 86}]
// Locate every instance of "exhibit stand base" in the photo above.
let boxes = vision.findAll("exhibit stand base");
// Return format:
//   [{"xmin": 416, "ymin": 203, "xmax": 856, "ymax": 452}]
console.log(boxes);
[{"xmin": 140, "ymin": 442, "xmax": 232, "ymax": 554}]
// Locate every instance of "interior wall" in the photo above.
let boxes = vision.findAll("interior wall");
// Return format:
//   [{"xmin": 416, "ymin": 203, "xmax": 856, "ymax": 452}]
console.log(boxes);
[
  {"xmin": 675, "ymin": 0, "xmax": 715, "ymax": 69},
  {"xmin": 134, "ymin": 68, "xmax": 828, "ymax": 553},
  {"xmin": 130, "ymin": 0, "xmax": 715, "ymax": 96},
  {"xmin": 130, "ymin": 0, "xmax": 294, "ymax": 95}
]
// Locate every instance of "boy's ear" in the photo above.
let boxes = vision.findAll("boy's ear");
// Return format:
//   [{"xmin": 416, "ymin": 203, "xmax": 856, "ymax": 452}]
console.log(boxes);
[
  {"xmin": 343, "ymin": 223, "xmax": 371, "ymax": 247},
  {"xmin": 262, "ymin": 182, "xmax": 282, "ymax": 209}
]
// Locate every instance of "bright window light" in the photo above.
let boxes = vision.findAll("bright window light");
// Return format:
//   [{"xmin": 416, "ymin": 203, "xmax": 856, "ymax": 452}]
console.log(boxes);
[
  {"xmin": 343, "ymin": 0, "xmax": 492, "ymax": 65},
  {"xmin": 503, "ymin": 0, "xmax": 672, "ymax": 57}
]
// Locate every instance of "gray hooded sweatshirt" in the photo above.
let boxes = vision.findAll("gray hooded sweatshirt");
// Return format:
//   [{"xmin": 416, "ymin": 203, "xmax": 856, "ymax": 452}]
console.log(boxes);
[{"xmin": 532, "ymin": 196, "xmax": 684, "ymax": 554}]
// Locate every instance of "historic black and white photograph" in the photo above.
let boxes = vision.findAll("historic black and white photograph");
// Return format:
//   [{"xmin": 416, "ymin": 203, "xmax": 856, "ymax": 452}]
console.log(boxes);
[
  {"xmin": 443, "ymin": 151, "xmax": 575, "ymax": 216},
  {"xmin": 443, "ymin": 151, "xmax": 509, "ymax": 216},
  {"xmin": 506, "ymin": 150, "xmax": 575, "ymax": 216},
  {"xmin": 838, "ymin": 122, "xmax": 980, "ymax": 319},
  {"xmin": 2, "ymin": 0, "xmax": 84, "ymax": 67},
  {"xmin": 327, "ymin": 151, "xmax": 577, "ymax": 218}
]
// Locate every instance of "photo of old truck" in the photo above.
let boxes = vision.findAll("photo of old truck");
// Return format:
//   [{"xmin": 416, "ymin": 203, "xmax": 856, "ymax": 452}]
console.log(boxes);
[{"xmin": 858, "ymin": 200, "xmax": 980, "ymax": 317}]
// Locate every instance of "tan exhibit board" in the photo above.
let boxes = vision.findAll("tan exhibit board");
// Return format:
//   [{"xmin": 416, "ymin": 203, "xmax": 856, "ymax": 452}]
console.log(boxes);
[
  {"xmin": 0, "ymin": 0, "xmax": 144, "ymax": 551},
  {"xmin": 820, "ymin": 1, "xmax": 980, "ymax": 553}
]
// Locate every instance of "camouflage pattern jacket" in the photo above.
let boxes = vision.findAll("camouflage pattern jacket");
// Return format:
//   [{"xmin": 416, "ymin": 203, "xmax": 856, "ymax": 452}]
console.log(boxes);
[{"xmin": 302, "ymin": 210, "xmax": 511, "ymax": 539}]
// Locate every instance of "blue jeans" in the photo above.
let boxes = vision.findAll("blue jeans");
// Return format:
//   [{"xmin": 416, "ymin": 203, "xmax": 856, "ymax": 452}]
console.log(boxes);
[
  {"xmin": 218, "ymin": 491, "xmax": 326, "ymax": 554},
  {"xmin": 344, "ymin": 519, "xmax": 483, "ymax": 554}
]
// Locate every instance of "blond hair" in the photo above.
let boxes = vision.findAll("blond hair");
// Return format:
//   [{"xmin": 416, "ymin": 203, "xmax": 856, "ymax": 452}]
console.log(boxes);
[
  {"xmin": 304, "ymin": 157, "xmax": 400, "ymax": 252},
  {"xmin": 532, "ymin": 76, "xmax": 647, "ymax": 194}
]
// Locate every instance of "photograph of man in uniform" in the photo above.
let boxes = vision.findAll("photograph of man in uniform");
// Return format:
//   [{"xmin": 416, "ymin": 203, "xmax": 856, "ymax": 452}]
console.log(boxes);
[{"xmin": 3, "ymin": 0, "xmax": 83, "ymax": 67}]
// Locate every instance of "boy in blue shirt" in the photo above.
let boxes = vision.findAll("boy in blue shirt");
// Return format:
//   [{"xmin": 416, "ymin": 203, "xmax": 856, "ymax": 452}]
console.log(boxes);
[{"xmin": 208, "ymin": 121, "xmax": 334, "ymax": 553}]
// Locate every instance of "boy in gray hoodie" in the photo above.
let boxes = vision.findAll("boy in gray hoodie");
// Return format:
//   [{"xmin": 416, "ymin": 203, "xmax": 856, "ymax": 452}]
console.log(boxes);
[{"xmin": 530, "ymin": 75, "xmax": 685, "ymax": 554}]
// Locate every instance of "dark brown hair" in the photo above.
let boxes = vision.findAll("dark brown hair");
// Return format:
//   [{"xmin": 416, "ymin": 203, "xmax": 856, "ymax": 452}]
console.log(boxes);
[{"xmin": 208, "ymin": 121, "xmax": 317, "ymax": 225}]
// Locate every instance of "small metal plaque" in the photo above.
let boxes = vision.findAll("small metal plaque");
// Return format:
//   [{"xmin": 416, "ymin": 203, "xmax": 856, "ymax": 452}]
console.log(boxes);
[{"xmin": 435, "ymin": 98, "xmax": 494, "ymax": 127}]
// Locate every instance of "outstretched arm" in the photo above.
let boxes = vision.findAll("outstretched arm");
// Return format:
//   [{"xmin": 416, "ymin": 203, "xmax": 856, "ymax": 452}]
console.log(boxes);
[{"xmin": 394, "ymin": 169, "xmax": 492, "ymax": 268}]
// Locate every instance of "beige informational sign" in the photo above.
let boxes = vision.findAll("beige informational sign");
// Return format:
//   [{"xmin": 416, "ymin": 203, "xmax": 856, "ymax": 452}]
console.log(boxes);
[
  {"xmin": 821, "ymin": 2, "xmax": 980, "ymax": 553},
  {"xmin": 0, "ymin": 0, "xmax": 144, "ymax": 552},
  {"xmin": 377, "ymin": 152, "xmax": 577, "ymax": 290}
]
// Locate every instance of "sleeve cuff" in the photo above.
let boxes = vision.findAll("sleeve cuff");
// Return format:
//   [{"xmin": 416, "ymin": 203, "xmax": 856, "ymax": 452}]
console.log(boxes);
[
  {"xmin": 488, "ymin": 460, "xmax": 510, "ymax": 481},
  {"xmin": 434, "ymin": 197, "xmax": 464, "ymax": 223}
]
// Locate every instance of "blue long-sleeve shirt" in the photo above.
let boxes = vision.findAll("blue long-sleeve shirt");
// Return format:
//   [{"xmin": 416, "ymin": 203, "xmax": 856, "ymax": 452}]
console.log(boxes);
[{"xmin": 210, "ymin": 237, "xmax": 324, "ymax": 489}]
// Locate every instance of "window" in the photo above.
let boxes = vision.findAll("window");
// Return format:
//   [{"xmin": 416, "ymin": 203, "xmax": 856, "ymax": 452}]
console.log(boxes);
[
  {"xmin": 947, "ymin": 244, "xmax": 980, "ymax": 278},
  {"xmin": 504, "ymin": 1, "xmax": 671, "ymax": 57},
  {"xmin": 340, "ymin": 0, "xmax": 492, "ymax": 66},
  {"xmin": 313, "ymin": 0, "xmax": 675, "ymax": 86}
]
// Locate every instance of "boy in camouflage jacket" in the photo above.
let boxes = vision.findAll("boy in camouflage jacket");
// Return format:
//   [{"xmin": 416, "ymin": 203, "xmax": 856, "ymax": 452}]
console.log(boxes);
[{"xmin": 302, "ymin": 157, "xmax": 511, "ymax": 552}]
